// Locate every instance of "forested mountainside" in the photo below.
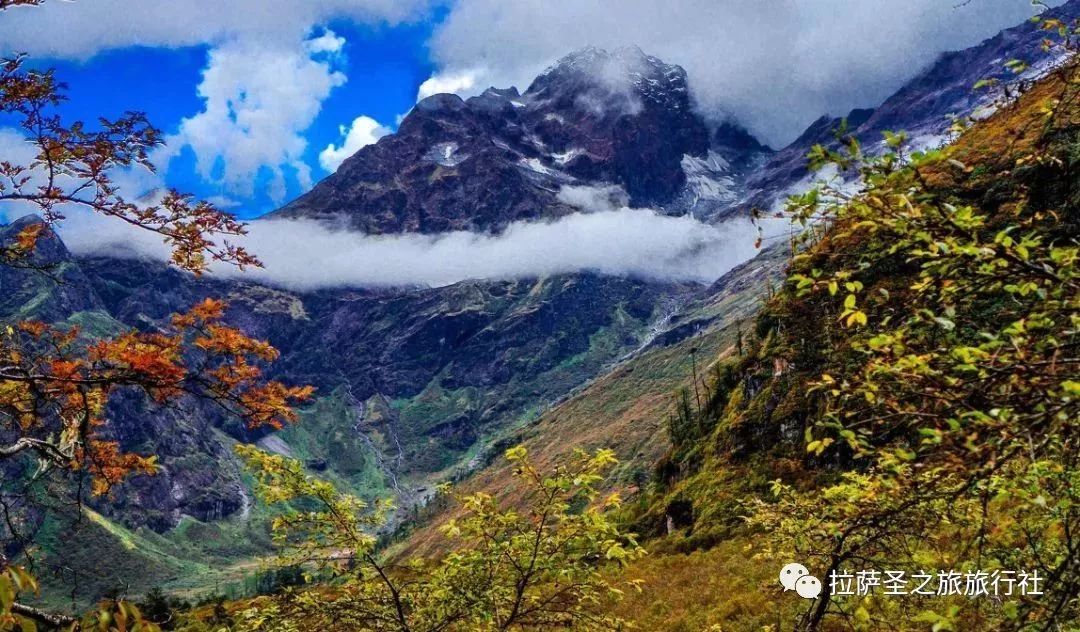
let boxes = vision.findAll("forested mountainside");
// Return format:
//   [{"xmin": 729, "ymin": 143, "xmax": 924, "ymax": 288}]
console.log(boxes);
[{"xmin": 0, "ymin": 1, "xmax": 1077, "ymax": 625}]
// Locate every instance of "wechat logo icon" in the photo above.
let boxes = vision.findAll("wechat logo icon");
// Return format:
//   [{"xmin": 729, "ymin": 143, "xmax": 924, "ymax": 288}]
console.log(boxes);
[{"xmin": 780, "ymin": 562, "xmax": 822, "ymax": 599}]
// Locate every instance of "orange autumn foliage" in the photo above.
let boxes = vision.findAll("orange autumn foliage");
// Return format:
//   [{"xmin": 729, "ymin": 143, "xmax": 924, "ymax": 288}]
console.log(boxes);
[
  {"xmin": 0, "ymin": 299, "xmax": 312, "ymax": 496},
  {"xmin": 0, "ymin": 6, "xmax": 312, "ymax": 629}
]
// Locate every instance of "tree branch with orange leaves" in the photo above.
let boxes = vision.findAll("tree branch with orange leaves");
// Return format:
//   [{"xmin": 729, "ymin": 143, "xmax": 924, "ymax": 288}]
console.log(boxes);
[{"xmin": 0, "ymin": 2, "xmax": 314, "ymax": 627}]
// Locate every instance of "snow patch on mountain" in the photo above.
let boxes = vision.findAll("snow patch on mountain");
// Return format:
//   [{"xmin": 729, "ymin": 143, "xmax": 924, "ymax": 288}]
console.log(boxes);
[
  {"xmin": 552, "ymin": 148, "xmax": 585, "ymax": 166},
  {"xmin": 517, "ymin": 158, "xmax": 573, "ymax": 185},
  {"xmin": 681, "ymin": 151, "xmax": 738, "ymax": 204},
  {"xmin": 425, "ymin": 142, "xmax": 470, "ymax": 167}
]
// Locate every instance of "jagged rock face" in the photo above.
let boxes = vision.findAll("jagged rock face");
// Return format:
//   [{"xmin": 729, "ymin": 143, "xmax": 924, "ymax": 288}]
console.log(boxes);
[
  {"xmin": 519, "ymin": 46, "xmax": 710, "ymax": 205},
  {"xmin": 0, "ymin": 216, "xmax": 103, "ymax": 322},
  {"xmin": 275, "ymin": 47, "xmax": 725, "ymax": 233},
  {"xmin": 0, "ymin": 220, "xmax": 249, "ymax": 531},
  {"xmin": 80, "ymin": 256, "xmax": 690, "ymax": 476},
  {"xmin": 277, "ymin": 91, "xmax": 578, "ymax": 234},
  {"xmin": 96, "ymin": 390, "xmax": 247, "ymax": 531}
]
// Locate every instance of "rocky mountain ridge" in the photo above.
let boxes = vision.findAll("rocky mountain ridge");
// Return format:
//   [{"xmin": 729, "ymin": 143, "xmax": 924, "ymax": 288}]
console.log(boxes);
[
  {"xmin": 274, "ymin": 0, "xmax": 1080, "ymax": 238},
  {"xmin": 273, "ymin": 45, "xmax": 766, "ymax": 233}
]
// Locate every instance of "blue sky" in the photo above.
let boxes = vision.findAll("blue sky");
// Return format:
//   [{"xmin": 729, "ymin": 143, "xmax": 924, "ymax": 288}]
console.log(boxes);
[
  {"xmin": 0, "ymin": 0, "xmax": 1048, "ymax": 220},
  {"xmin": 17, "ymin": 19, "xmax": 439, "ymax": 218}
]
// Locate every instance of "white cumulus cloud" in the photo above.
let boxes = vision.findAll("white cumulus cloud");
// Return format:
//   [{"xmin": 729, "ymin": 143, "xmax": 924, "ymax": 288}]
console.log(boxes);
[
  {"xmin": 0, "ymin": 4, "xmax": 430, "ymax": 203},
  {"xmin": 164, "ymin": 34, "xmax": 348, "ymax": 202},
  {"xmin": 319, "ymin": 115, "xmax": 391, "ymax": 172},
  {"xmin": 0, "ymin": 0, "xmax": 432, "ymax": 59},
  {"xmin": 306, "ymin": 30, "xmax": 346, "ymax": 56},
  {"xmin": 416, "ymin": 69, "xmax": 481, "ymax": 101}
]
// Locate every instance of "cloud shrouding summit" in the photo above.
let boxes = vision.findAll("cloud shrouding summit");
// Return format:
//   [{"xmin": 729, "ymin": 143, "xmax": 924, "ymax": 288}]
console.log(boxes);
[{"xmin": 425, "ymin": 0, "xmax": 1049, "ymax": 146}]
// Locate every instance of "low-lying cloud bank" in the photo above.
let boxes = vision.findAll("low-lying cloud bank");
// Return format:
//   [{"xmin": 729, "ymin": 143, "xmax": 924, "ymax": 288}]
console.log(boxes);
[
  {"xmin": 53, "ymin": 206, "xmax": 787, "ymax": 291},
  {"xmin": 0, "ymin": 138, "xmax": 788, "ymax": 292}
]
